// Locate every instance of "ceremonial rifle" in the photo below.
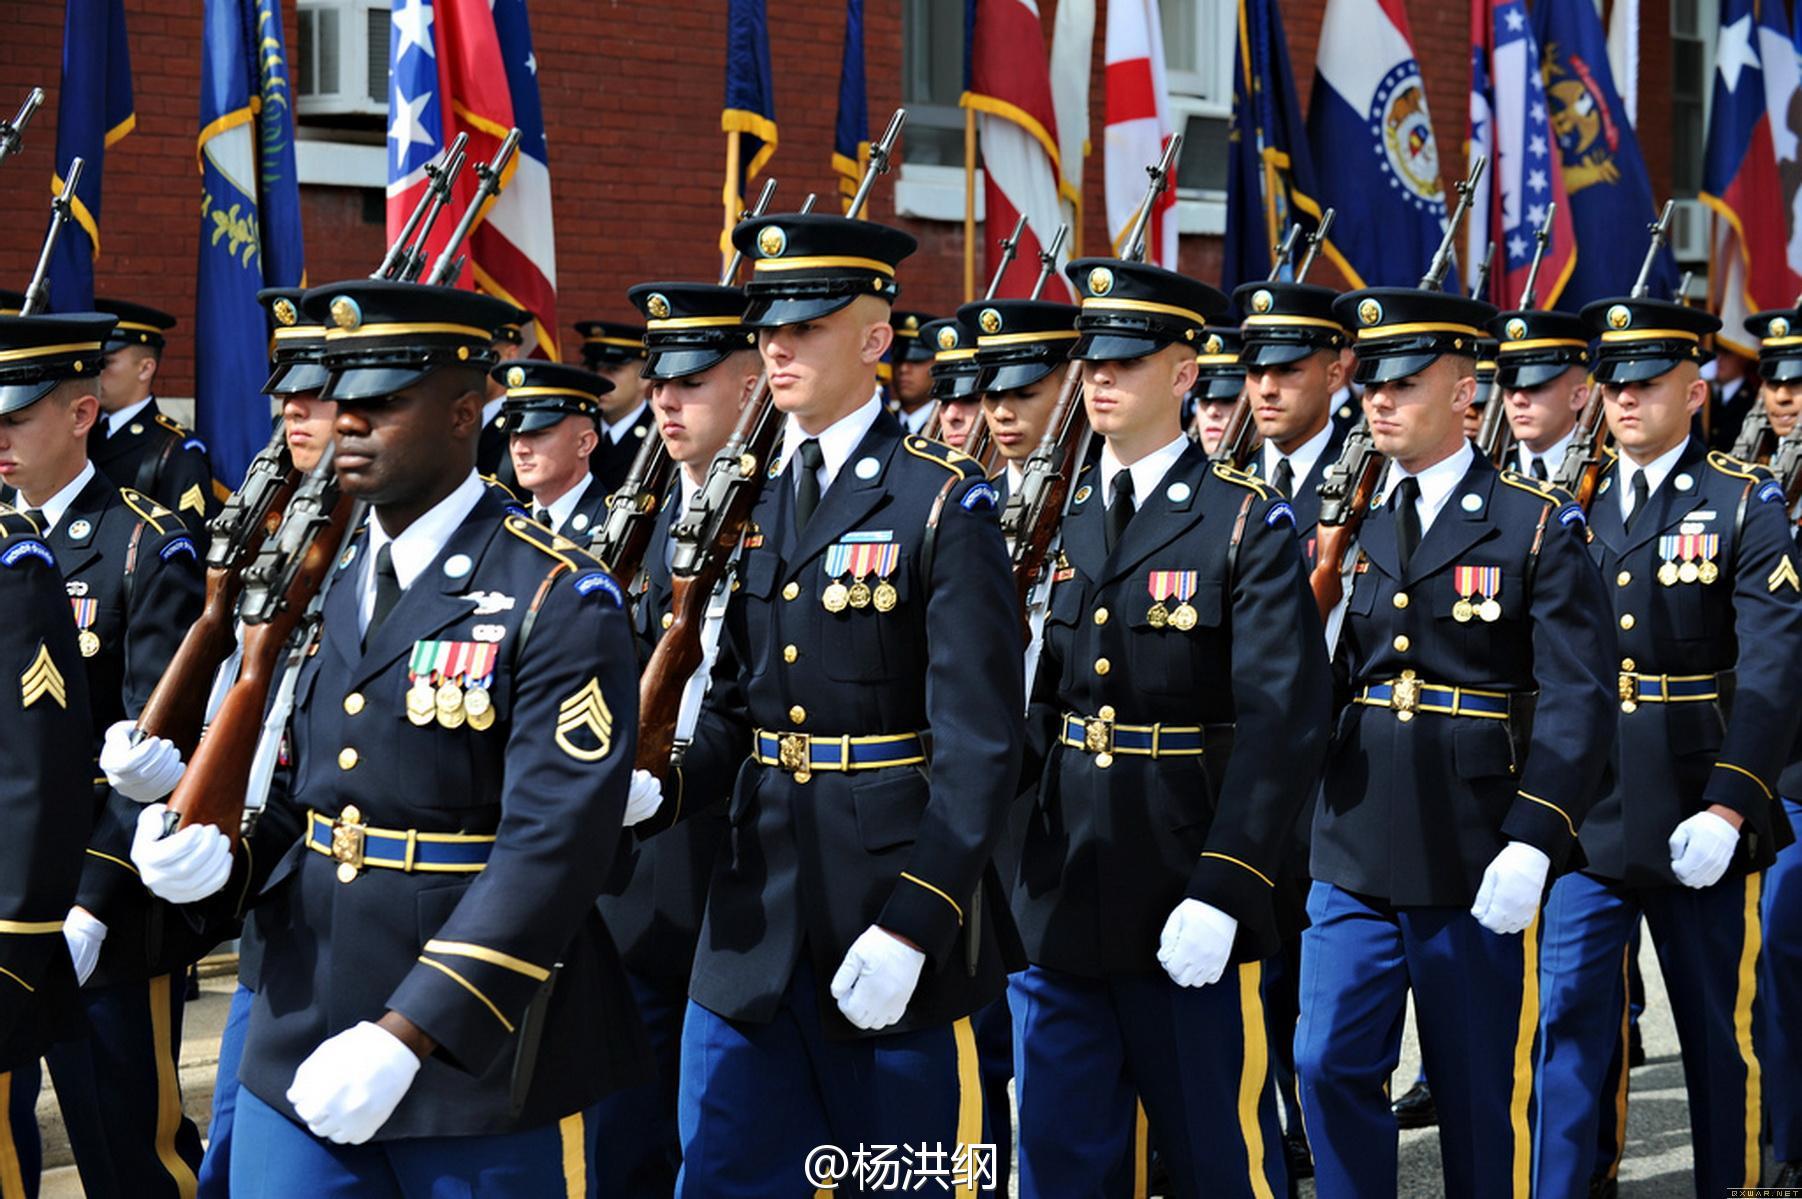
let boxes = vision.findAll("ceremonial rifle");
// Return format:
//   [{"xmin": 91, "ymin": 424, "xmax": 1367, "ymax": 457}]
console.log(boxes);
[
  {"xmin": 19, "ymin": 161, "xmax": 82, "ymax": 317},
  {"xmin": 591, "ymin": 178, "xmax": 784, "ymax": 580},
  {"xmin": 1214, "ymin": 220, "xmax": 1307, "ymax": 467},
  {"xmin": 426, "ymin": 129, "xmax": 521, "ymax": 287},
  {"xmin": 373, "ymin": 132, "xmax": 468, "ymax": 282},
  {"xmin": 0, "ymin": 88, "xmax": 44, "ymax": 169},
  {"xmin": 1470, "ymin": 241, "xmax": 1497, "ymax": 303},
  {"xmin": 959, "ymin": 222, "xmax": 1071, "ymax": 471},
  {"xmin": 635, "ymin": 110, "xmax": 907, "ymax": 777},
  {"xmin": 1676, "ymin": 270, "xmax": 1695, "ymax": 305},
  {"xmin": 1554, "ymin": 201, "xmax": 1676, "ymax": 507},
  {"xmin": 1768, "ymin": 424, "xmax": 1802, "ymax": 519},
  {"xmin": 1000, "ymin": 135, "xmax": 1182, "ymax": 635},
  {"xmin": 922, "ymin": 213, "xmax": 1028, "ymax": 443},
  {"xmin": 1309, "ymin": 157, "xmax": 1485, "ymax": 621},
  {"xmin": 1478, "ymin": 203, "xmax": 1558, "ymax": 465}
]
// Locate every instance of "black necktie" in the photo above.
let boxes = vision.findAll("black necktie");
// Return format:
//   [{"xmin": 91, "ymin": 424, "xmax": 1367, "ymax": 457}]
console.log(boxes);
[
  {"xmin": 1105, "ymin": 469, "xmax": 1137, "ymax": 552},
  {"xmin": 532, "ymin": 506, "xmax": 551, "ymax": 527},
  {"xmin": 1530, "ymin": 456, "xmax": 1549, "ymax": 481},
  {"xmin": 1625, "ymin": 470, "xmax": 1651, "ymax": 531},
  {"xmin": 1394, "ymin": 477, "xmax": 1422, "ymax": 572},
  {"xmin": 21, "ymin": 508, "xmax": 46, "ymax": 533},
  {"xmin": 794, "ymin": 439, "xmax": 825, "ymax": 531},
  {"xmin": 1272, "ymin": 457, "xmax": 1295, "ymax": 498},
  {"xmin": 366, "ymin": 543, "xmax": 401, "ymax": 647}
]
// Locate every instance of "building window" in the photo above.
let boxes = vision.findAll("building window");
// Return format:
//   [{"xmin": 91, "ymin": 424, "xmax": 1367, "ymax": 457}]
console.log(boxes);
[
  {"xmin": 294, "ymin": 0, "xmax": 389, "ymax": 189},
  {"xmin": 1162, "ymin": 0, "xmax": 1234, "ymax": 233},
  {"xmin": 1669, "ymin": 0, "xmax": 1720, "ymax": 262},
  {"xmin": 901, "ymin": 0, "xmax": 973, "ymax": 169}
]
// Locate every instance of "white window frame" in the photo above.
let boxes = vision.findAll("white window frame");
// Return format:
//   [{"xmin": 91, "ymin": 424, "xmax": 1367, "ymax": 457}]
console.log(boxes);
[
  {"xmin": 1163, "ymin": 0, "xmax": 1235, "ymax": 236},
  {"xmin": 296, "ymin": 135, "xmax": 387, "ymax": 189},
  {"xmin": 295, "ymin": 0, "xmax": 389, "ymax": 119}
]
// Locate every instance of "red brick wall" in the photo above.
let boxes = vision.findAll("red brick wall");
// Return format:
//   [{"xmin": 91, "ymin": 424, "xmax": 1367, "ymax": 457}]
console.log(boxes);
[{"xmin": 0, "ymin": 0, "xmax": 1679, "ymax": 397}]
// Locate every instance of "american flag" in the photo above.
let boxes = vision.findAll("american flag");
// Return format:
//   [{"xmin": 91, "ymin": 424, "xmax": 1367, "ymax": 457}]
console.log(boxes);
[{"xmin": 386, "ymin": 0, "xmax": 558, "ymax": 355}]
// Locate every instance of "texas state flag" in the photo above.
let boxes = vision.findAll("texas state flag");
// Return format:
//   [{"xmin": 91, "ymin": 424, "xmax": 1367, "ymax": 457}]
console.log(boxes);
[{"xmin": 1306, "ymin": 0, "xmax": 1454, "ymax": 288}]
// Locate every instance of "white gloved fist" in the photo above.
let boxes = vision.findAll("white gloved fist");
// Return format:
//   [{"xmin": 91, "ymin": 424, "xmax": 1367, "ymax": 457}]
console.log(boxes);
[
  {"xmin": 63, "ymin": 906, "xmax": 106, "ymax": 986},
  {"xmin": 100, "ymin": 720, "xmax": 186, "ymax": 803},
  {"xmin": 623, "ymin": 769, "xmax": 664, "ymax": 828},
  {"xmin": 829, "ymin": 925, "xmax": 927, "ymax": 1031},
  {"xmin": 1669, "ymin": 810, "xmax": 1740, "ymax": 889},
  {"xmin": 1157, "ymin": 898, "xmax": 1237, "ymax": 988},
  {"xmin": 286, "ymin": 1021, "xmax": 422, "ymax": 1144},
  {"xmin": 131, "ymin": 804, "xmax": 232, "ymax": 904},
  {"xmin": 1471, "ymin": 841, "xmax": 1551, "ymax": 935}
]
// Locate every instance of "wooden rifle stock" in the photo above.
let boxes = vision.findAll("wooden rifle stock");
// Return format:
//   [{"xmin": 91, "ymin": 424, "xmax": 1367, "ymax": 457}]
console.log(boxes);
[
  {"xmin": 1004, "ymin": 360, "xmax": 1087, "ymax": 625},
  {"xmin": 1551, "ymin": 387, "xmax": 1609, "ymax": 511},
  {"xmin": 1306, "ymin": 419, "xmax": 1384, "ymax": 622}
]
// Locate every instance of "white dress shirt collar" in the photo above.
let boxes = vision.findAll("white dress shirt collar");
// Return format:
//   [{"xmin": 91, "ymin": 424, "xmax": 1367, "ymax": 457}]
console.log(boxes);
[
  {"xmin": 1261, "ymin": 419, "xmax": 1335, "ymax": 492},
  {"xmin": 107, "ymin": 396, "xmax": 155, "ymax": 439},
  {"xmin": 899, "ymin": 403, "xmax": 934, "ymax": 436},
  {"xmin": 603, "ymin": 400, "xmax": 648, "ymax": 445},
  {"xmin": 536, "ymin": 474, "xmax": 592, "ymax": 533},
  {"xmin": 362, "ymin": 470, "xmax": 487, "ymax": 628},
  {"xmin": 31, "ymin": 460, "xmax": 97, "ymax": 531},
  {"xmin": 481, "ymin": 397, "xmax": 505, "ymax": 429},
  {"xmin": 1387, "ymin": 439, "xmax": 1476, "ymax": 534},
  {"xmin": 778, "ymin": 391, "xmax": 884, "ymax": 492},
  {"xmin": 1515, "ymin": 427, "xmax": 1576, "ymax": 479},
  {"xmin": 1100, "ymin": 434, "xmax": 1190, "ymax": 508},
  {"xmin": 1618, "ymin": 438, "xmax": 1691, "ymax": 522}
]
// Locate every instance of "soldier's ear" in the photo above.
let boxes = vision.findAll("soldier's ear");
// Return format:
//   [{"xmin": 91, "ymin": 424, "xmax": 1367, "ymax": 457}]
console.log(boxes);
[
  {"xmin": 861, "ymin": 315, "xmax": 894, "ymax": 366},
  {"xmin": 1171, "ymin": 350, "xmax": 1199, "ymax": 399},
  {"xmin": 66, "ymin": 388, "xmax": 101, "ymax": 439}
]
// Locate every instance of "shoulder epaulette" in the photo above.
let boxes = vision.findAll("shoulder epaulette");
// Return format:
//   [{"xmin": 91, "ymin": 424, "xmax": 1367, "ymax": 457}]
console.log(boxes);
[
  {"xmin": 1601, "ymin": 444, "xmax": 1619, "ymax": 464},
  {"xmin": 1707, "ymin": 450, "xmax": 1763, "ymax": 482},
  {"xmin": 153, "ymin": 413, "xmax": 190, "ymax": 437},
  {"xmin": 119, "ymin": 487, "xmax": 174, "ymax": 534},
  {"xmin": 0, "ymin": 504, "xmax": 37, "ymax": 538},
  {"xmin": 1498, "ymin": 470, "xmax": 1566, "ymax": 506},
  {"xmin": 902, "ymin": 436, "xmax": 981, "ymax": 479},
  {"xmin": 481, "ymin": 473, "xmax": 520, "ymax": 502},
  {"xmin": 1211, "ymin": 462, "xmax": 1271, "ymax": 499},
  {"xmin": 502, "ymin": 512, "xmax": 603, "ymax": 573}
]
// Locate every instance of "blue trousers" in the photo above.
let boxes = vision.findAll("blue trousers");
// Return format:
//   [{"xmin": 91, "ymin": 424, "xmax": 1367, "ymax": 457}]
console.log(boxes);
[
  {"xmin": 590, "ymin": 970, "xmax": 683, "ymax": 1198},
  {"xmin": 972, "ymin": 995, "xmax": 1013, "ymax": 1199},
  {"xmin": 30, "ymin": 973, "xmax": 203, "ymax": 1199},
  {"xmin": 1535, "ymin": 869, "xmax": 1764, "ymax": 1197},
  {"xmin": 1295, "ymin": 883, "xmax": 1539, "ymax": 1199},
  {"xmin": 676, "ymin": 962, "xmax": 987, "ymax": 1199},
  {"xmin": 1262, "ymin": 941, "xmax": 1305, "ymax": 1137},
  {"xmin": 230, "ymin": 1087, "xmax": 598, "ymax": 1197},
  {"xmin": 196, "ymin": 982, "xmax": 253, "ymax": 1199},
  {"xmin": 2, "ymin": 1066, "xmax": 42, "ymax": 1199},
  {"xmin": 1762, "ymin": 798, "xmax": 1802, "ymax": 1164},
  {"xmin": 1011, "ymin": 963, "xmax": 1287, "ymax": 1199}
]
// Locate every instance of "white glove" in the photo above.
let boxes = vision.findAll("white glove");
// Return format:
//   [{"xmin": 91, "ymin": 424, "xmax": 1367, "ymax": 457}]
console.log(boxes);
[
  {"xmin": 130, "ymin": 804, "xmax": 232, "ymax": 903},
  {"xmin": 1669, "ymin": 810, "xmax": 1740, "ymax": 889},
  {"xmin": 63, "ymin": 906, "xmax": 106, "ymax": 985},
  {"xmin": 286, "ymin": 1021, "xmax": 422, "ymax": 1144},
  {"xmin": 100, "ymin": 720, "xmax": 186, "ymax": 803},
  {"xmin": 624, "ymin": 769, "xmax": 664, "ymax": 827},
  {"xmin": 829, "ymin": 925, "xmax": 927, "ymax": 1031},
  {"xmin": 1470, "ymin": 841, "xmax": 1551, "ymax": 935},
  {"xmin": 1157, "ymin": 898, "xmax": 1238, "ymax": 988}
]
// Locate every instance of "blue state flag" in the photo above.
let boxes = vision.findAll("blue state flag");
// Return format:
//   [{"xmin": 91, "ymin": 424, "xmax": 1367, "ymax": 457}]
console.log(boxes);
[
  {"xmin": 832, "ymin": 0, "xmax": 869, "ymax": 210},
  {"xmin": 48, "ymin": 0, "xmax": 134, "ymax": 313},
  {"xmin": 723, "ymin": 0, "xmax": 777, "ymax": 243},
  {"xmin": 1224, "ymin": 0, "xmax": 1330, "ymax": 291},
  {"xmin": 195, "ymin": 0, "xmax": 306, "ymax": 485},
  {"xmin": 1531, "ymin": 0, "xmax": 1674, "ymax": 306}
]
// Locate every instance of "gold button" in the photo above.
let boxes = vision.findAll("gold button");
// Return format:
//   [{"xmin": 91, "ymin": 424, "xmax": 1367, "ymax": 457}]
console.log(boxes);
[
  {"xmin": 340, "ymin": 804, "xmax": 362, "ymax": 824},
  {"xmin": 1392, "ymin": 635, "xmax": 1410, "ymax": 653},
  {"xmin": 342, "ymin": 693, "xmax": 364, "ymax": 716},
  {"xmin": 782, "ymin": 582, "xmax": 800, "ymax": 601},
  {"xmin": 1619, "ymin": 614, "xmax": 1635, "ymax": 630},
  {"xmin": 789, "ymin": 705, "xmax": 806, "ymax": 724},
  {"xmin": 1093, "ymin": 608, "xmax": 1109, "ymax": 625},
  {"xmin": 338, "ymin": 747, "xmax": 359, "ymax": 771},
  {"xmin": 661, "ymin": 612, "xmax": 674, "ymax": 630},
  {"xmin": 783, "ymin": 644, "xmax": 798, "ymax": 663},
  {"xmin": 1621, "ymin": 700, "xmax": 1639, "ymax": 714},
  {"xmin": 1098, "ymin": 704, "xmax": 1116, "ymax": 720},
  {"xmin": 1621, "ymin": 658, "xmax": 1636, "ymax": 672},
  {"xmin": 1094, "ymin": 658, "xmax": 1111, "ymax": 675},
  {"xmin": 1392, "ymin": 592, "xmax": 1410, "ymax": 609},
  {"xmin": 1616, "ymin": 571, "xmax": 1632, "ymax": 587}
]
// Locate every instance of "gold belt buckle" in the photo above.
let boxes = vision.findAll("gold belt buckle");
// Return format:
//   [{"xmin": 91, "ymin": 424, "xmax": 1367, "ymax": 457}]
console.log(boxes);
[
  {"xmin": 777, "ymin": 732, "xmax": 813, "ymax": 783},
  {"xmin": 331, "ymin": 805, "xmax": 367, "ymax": 884},
  {"xmin": 1083, "ymin": 705, "xmax": 1116, "ymax": 769},
  {"xmin": 1618, "ymin": 671, "xmax": 1639, "ymax": 713},
  {"xmin": 1391, "ymin": 671, "xmax": 1421, "ymax": 723}
]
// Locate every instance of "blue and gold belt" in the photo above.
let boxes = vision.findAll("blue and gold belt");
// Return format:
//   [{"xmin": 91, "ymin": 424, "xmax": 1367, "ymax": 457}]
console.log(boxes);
[
  {"xmin": 1354, "ymin": 672, "xmax": 1512, "ymax": 722},
  {"xmin": 1059, "ymin": 709, "xmax": 1205, "ymax": 769},
  {"xmin": 306, "ymin": 807, "xmax": 495, "ymax": 883},
  {"xmin": 1619, "ymin": 670, "xmax": 1720, "ymax": 712},
  {"xmin": 752, "ymin": 730, "xmax": 926, "ymax": 783}
]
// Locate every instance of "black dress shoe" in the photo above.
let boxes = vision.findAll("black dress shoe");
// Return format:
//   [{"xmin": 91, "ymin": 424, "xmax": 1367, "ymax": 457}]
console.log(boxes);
[
  {"xmin": 1392, "ymin": 1081, "xmax": 1437, "ymax": 1129},
  {"xmin": 1773, "ymin": 1160, "xmax": 1802, "ymax": 1187},
  {"xmin": 1587, "ymin": 1175, "xmax": 1618, "ymax": 1199},
  {"xmin": 1628, "ymin": 1023, "xmax": 1646, "ymax": 1068},
  {"xmin": 1283, "ymin": 1131, "xmax": 1314, "ymax": 1180}
]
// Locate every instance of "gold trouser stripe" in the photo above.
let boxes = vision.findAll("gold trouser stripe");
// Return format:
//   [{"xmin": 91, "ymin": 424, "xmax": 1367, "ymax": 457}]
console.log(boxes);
[
  {"xmin": 1236, "ymin": 961, "xmax": 1276, "ymax": 1199},
  {"xmin": 1508, "ymin": 914, "xmax": 1541, "ymax": 1199},
  {"xmin": 558, "ymin": 1110, "xmax": 586, "ymax": 1197},
  {"xmin": 0, "ymin": 1072, "xmax": 23, "ymax": 1199},
  {"xmin": 1736, "ymin": 873, "xmax": 1764, "ymax": 1186},
  {"xmin": 1132, "ymin": 1100, "xmax": 1149, "ymax": 1199},
  {"xmin": 149, "ymin": 975, "xmax": 200, "ymax": 1199},
  {"xmin": 1607, "ymin": 945, "xmax": 1631, "ymax": 1179},
  {"xmin": 416, "ymin": 957, "xmax": 515, "ymax": 1033},
  {"xmin": 952, "ymin": 1016, "xmax": 981, "ymax": 1199}
]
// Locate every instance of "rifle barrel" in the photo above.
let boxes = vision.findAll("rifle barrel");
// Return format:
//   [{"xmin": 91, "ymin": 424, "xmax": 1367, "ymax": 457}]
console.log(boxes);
[
  {"xmin": 984, "ymin": 213, "xmax": 1029, "ymax": 300},
  {"xmin": 1029, "ymin": 224, "xmax": 1069, "ymax": 300},
  {"xmin": 721, "ymin": 177, "xmax": 779, "ymax": 283},
  {"xmin": 0, "ymin": 87, "xmax": 45, "ymax": 165},
  {"xmin": 1123, "ymin": 135, "xmax": 1182, "ymax": 263},
  {"xmin": 427, "ymin": 128, "xmax": 520, "ymax": 286},
  {"xmin": 1630, "ymin": 200, "xmax": 1676, "ymax": 299},
  {"xmin": 1296, "ymin": 208, "xmax": 1336, "ymax": 281},
  {"xmin": 1419, "ymin": 155, "xmax": 1485, "ymax": 291},
  {"xmin": 21, "ymin": 159, "xmax": 83, "ymax": 317}
]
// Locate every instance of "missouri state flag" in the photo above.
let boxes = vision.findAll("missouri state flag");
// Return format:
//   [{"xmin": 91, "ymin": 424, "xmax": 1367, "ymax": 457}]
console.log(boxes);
[{"xmin": 1306, "ymin": 0, "xmax": 1453, "ymax": 288}]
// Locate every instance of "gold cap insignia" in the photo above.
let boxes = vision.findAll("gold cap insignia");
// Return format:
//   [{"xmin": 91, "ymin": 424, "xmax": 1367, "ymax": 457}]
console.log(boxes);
[
  {"xmin": 936, "ymin": 326, "xmax": 958, "ymax": 350},
  {"xmin": 272, "ymin": 298, "xmax": 298, "ymax": 327},
  {"xmin": 1606, "ymin": 304, "xmax": 1632, "ymax": 330},
  {"xmin": 1358, "ymin": 298, "xmax": 1383, "ymax": 327},
  {"xmin": 1772, "ymin": 316, "xmax": 1791, "ymax": 339},
  {"xmin": 329, "ymin": 296, "xmax": 362, "ymax": 330},
  {"xmin": 506, "ymin": 365, "xmax": 526, "ymax": 388},
  {"xmin": 1506, "ymin": 318, "xmax": 1527, "ymax": 341},
  {"xmin": 757, "ymin": 225, "xmax": 786, "ymax": 257},
  {"xmin": 646, "ymin": 293, "xmax": 670, "ymax": 319},
  {"xmin": 1251, "ymin": 289, "xmax": 1274, "ymax": 314},
  {"xmin": 1088, "ymin": 267, "xmax": 1114, "ymax": 297},
  {"xmin": 979, "ymin": 307, "xmax": 1003, "ymax": 335},
  {"xmin": 903, "ymin": 314, "xmax": 919, "ymax": 331},
  {"xmin": 1204, "ymin": 333, "xmax": 1223, "ymax": 355}
]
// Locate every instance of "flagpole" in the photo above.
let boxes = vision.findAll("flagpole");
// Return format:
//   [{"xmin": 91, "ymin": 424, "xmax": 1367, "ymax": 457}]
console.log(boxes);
[
  {"xmin": 724, "ymin": 129, "xmax": 742, "ymax": 277},
  {"xmin": 963, "ymin": 105, "xmax": 977, "ymax": 301}
]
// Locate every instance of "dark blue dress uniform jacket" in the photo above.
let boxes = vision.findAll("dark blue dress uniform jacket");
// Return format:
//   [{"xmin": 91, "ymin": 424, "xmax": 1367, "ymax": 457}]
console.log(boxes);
[
  {"xmin": 666, "ymin": 409, "xmax": 1026, "ymax": 1039},
  {"xmin": 1248, "ymin": 418, "xmax": 1349, "ymax": 569},
  {"xmin": 1017, "ymin": 445, "xmax": 1332, "ymax": 973},
  {"xmin": 0, "ymin": 513, "xmax": 94, "ymax": 1069},
  {"xmin": 1582, "ymin": 440, "xmax": 1802, "ymax": 884},
  {"xmin": 44, "ymin": 475, "xmax": 205, "ymax": 984},
  {"xmin": 226, "ymin": 488, "xmax": 649, "ymax": 1138},
  {"xmin": 1312, "ymin": 453, "xmax": 1618, "ymax": 905},
  {"xmin": 90, "ymin": 400, "xmax": 220, "ymax": 528}
]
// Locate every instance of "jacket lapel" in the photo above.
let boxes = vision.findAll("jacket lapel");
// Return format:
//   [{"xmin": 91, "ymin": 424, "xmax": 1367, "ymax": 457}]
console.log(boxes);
[
  {"xmin": 780, "ymin": 414, "xmax": 900, "ymax": 582},
  {"xmin": 1403, "ymin": 455, "xmax": 1500, "ymax": 583},
  {"xmin": 1098, "ymin": 443, "xmax": 1209, "ymax": 587},
  {"xmin": 1587, "ymin": 463, "xmax": 1626, "ymax": 556},
  {"xmin": 1620, "ymin": 438, "xmax": 1708, "ymax": 556},
  {"xmin": 1059, "ymin": 464, "xmax": 1107, "ymax": 578},
  {"xmin": 48, "ymin": 473, "xmax": 114, "ymax": 579}
]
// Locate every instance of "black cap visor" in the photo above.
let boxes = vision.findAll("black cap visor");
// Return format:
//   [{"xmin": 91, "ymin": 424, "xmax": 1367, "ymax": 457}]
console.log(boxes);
[
  {"xmin": 321, "ymin": 364, "xmax": 437, "ymax": 403},
  {"xmin": 1353, "ymin": 349, "xmax": 1444, "ymax": 386},
  {"xmin": 1591, "ymin": 355, "xmax": 1684, "ymax": 386},
  {"xmin": 977, "ymin": 358, "xmax": 1062, "ymax": 394},
  {"xmin": 1496, "ymin": 360, "xmax": 1578, "ymax": 390},
  {"xmin": 643, "ymin": 346, "xmax": 734, "ymax": 381},
  {"xmin": 1071, "ymin": 330, "xmax": 1169, "ymax": 363},
  {"xmin": 1192, "ymin": 370, "xmax": 1247, "ymax": 401},
  {"xmin": 1759, "ymin": 355, "xmax": 1802, "ymax": 384},
  {"xmin": 741, "ymin": 292, "xmax": 864, "ymax": 329},
  {"xmin": 1241, "ymin": 337, "xmax": 1329, "ymax": 368},
  {"xmin": 930, "ymin": 365, "xmax": 980, "ymax": 401},
  {"xmin": 264, "ymin": 359, "xmax": 330, "ymax": 396},
  {"xmin": 505, "ymin": 407, "xmax": 593, "ymax": 434},
  {"xmin": 0, "ymin": 378, "xmax": 62, "ymax": 416}
]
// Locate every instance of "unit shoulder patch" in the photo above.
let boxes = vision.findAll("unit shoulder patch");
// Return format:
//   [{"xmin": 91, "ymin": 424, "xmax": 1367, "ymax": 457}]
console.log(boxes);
[
  {"xmin": 0, "ymin": 538, "xmax": 55, "ymax": 569},
  {"xmin": 119, "ymin": 487, "xmax": 174, "ymax": 533},
  {"xmin": 1210, "ymin": 462, "xmax": 1271, "ymax": 500}
]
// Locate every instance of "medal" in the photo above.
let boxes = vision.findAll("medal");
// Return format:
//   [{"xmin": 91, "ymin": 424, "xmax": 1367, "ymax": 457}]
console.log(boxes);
[
  {"xmin": 78, "ymin": 630, "xmax": 100, "ymax": 657},
  {"xmin": 1147, "ymin": 569, "xmax": 1199, "ymax": 633},
  {"xmin": 465, "ymin": 686, "xmax": 495, "ymax": 730},
  {"xmin": 1657, "ymin": 536, "xmax": 1681, "ymax": 586},
  {"xmin": 1478, "ymin": 598, "xmax": 1502, "ymax": 623},
  {"xmin": 873, "ymin": 581, "xmax": 898, "ymax": 612},
  {"xmin": 824, "ymin": 543, "xmax": 856, "ymax": 613},
  {"xmin": 822, "ymin": 581, "xmax": 850, "ymax": 612},
  {"xmin": 865, "ymin": 543, "xmax": 901, "ymax": 613},
  {"xmin": 1658, "ymin": 561, "xmax": 1680, "ymax": 587},
  {"xmin": 407, "ymin": 679, "xmax": 436, "ymax": 726},
  {"xmin": 69, "ymin": 598, "xmax": 99, "ymax": 657},
  {"xmin": 1697, "ymin": 534, "xmax": 1720, "ymax": 584},
  {"xmin": 436, "ymin": 688, "xmax": 467, "ymax": 729},
  {"xmin": 1453, "ymin": 565, "xmax": 1501, "ymax": 623},
  {"xmin": 847, "ymin": 580, "xmax": 872, "ymax": 609},
  {"xmin": 1452, "ymin": 598, "xmax": 1474, "ymax": 623},
  {"xmin": 1146, "ymin": 602, "xmax": 1169, "ymax": 629},
  {"xmin": 1678, "ymin": 560, "xmax": 1699, "ymax": 585},
  {"xmin": 1170, "ymin": 603, "xmax": 1198, "ymax": 631},
  {"xmin": 1699, "ymin": 559, "xmax": 1719, "ymax": 585}
]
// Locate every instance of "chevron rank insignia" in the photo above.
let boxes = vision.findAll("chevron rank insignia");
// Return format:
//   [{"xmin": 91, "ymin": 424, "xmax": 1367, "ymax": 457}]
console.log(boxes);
[
  {"xmin": 1769, "ymin": 557, "xmax": 1802, "ymax": 594},
  {"xmin": 554, "ymin": 678, "xmax": 614, "ymax": 762},
  {"xmin": 20, "ymin": 644, "xmax": 67, "ymax": 709},
  {"xmin": 179, "ymin": 484, "xmax": 206, "ymax": 515}
]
